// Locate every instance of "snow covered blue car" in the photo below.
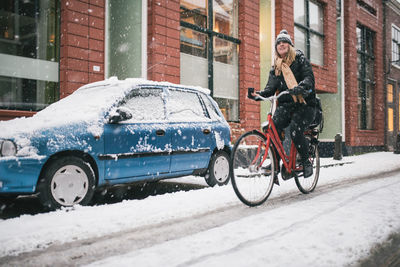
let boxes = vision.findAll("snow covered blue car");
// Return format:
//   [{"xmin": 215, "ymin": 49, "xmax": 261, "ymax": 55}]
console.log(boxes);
[{"xmin": 0, "ymin": 78, "xmax": 232, "ymax": 209}]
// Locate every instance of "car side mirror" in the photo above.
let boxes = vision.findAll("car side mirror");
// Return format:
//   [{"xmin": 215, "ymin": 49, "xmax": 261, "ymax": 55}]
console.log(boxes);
[{"xmin": 109, "ymin": 107, "xmax": 133, "ymax": 124}]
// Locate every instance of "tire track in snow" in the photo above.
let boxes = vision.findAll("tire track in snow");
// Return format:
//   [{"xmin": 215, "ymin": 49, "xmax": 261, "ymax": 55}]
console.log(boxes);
[
  {"xmin": 177, "ymin": 176, "xmax": 400, "ymax": 267},
  {"xmin": 2, "ymin": 168, "xmax": 400, "ymax": 267}
]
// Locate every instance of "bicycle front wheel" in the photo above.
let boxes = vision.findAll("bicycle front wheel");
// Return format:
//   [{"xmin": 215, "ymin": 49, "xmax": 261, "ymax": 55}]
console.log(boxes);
[
  {"xmin": 295, "ymin": 138, "xmax": 320, "ymax": 194},
  {"xmin": 231, "ymin": 130, "xmax": 275, "ymax": 206}
]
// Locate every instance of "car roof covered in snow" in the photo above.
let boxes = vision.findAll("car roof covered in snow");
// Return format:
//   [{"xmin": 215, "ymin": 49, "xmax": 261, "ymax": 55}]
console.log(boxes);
[{"xmin": 78, "ymin": 77, "xmax": 211, "ymax": 95}]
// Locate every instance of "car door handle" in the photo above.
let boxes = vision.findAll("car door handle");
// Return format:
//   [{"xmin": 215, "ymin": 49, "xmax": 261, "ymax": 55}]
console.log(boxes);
[
  {"xmin": 202, "ymin": 129, "xmax": 211, "ymax": 135},
  {"xmin": 156, "ymin": 129, "xmax": 165, "ymax": 136}
]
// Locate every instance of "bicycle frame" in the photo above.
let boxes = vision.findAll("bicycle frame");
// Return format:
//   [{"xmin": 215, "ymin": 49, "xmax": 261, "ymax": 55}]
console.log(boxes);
[
  {"xmin": 248, "ymin": 90, "xmax": 303, "ymax": 175},
  {"xmin": 264, "ymin": 113, "xmax": 299, "ymax": 175}
]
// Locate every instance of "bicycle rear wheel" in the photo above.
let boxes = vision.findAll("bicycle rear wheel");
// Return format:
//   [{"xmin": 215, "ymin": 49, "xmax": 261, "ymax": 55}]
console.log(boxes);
[
  {"xmin": 295, "ymin": 137, "xmax": 320, "ymax": 194},
  {"xmin": 231, "ymin": 130, "xmax": 275, "ymax": 206}
]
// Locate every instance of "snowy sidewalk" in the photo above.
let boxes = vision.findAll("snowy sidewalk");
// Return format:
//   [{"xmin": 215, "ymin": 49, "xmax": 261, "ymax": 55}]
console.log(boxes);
[{"xmin": 0, "ymin": 152, "xmax": 400, "ymax": 266}]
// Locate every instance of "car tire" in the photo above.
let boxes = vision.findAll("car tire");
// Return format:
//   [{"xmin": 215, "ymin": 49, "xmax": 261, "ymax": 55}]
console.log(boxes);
[
  {"xmin": 204, "ymin": 151, "xmax": 231, "ymax": 187},
  {"xmin": 37, "ymin": 156, "xmax": 96, "ymax": 210}
]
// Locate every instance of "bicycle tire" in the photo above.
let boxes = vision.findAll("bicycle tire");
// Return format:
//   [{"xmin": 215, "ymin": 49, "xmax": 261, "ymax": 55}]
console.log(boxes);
[
  {"xmin": 295, "ymin": 138, "xmax": 320, "ymax": 194},
  {"xmin": 231, "ymin": 130, "xmax": 275, "ymax": 206}
]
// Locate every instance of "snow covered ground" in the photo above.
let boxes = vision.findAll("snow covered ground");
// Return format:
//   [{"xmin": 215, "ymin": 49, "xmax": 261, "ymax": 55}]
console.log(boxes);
[{"xmin": 1, "ymin": 152, "xmax": 400, "ymax": 266}]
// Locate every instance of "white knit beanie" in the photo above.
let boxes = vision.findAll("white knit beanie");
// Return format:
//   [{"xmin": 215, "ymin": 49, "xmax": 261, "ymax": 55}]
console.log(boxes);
[{"xmin": 275, "ymin": 29, "xmax": 293, "ymax": 47}]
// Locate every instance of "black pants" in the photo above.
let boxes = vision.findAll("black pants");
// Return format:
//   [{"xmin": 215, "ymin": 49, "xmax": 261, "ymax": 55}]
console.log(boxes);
[{"xmin": 272, "ymin": 104, "xmax": 316, "ymax": 162}]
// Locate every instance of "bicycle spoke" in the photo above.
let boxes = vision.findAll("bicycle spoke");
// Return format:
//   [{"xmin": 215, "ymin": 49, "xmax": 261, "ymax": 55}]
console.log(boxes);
[
  {"xmin": 231, "ymin": 131, "xmax": 275, "ymax": 206},
  {"xmin": 295, "ymin": 137, "xmax": 320, "ymax": 194}
]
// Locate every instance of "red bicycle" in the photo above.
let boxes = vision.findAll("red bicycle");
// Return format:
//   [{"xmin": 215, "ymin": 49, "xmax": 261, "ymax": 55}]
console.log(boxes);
[{"xmin": 231, "ymin": 89, "xmax": 321, "ymax": 206}]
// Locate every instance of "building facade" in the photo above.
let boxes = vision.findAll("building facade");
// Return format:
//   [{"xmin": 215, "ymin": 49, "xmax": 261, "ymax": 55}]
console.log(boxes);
[
  {"xmin": 343, "ymin": 0, "xmax": 385, "ymax": 154},
  {"xmin": 384, "ymin": 0, "xmax": 400, "ymax": 151},
  {"xmin": 0, "ymin": 0, "xmax": 393, "ymax": 156}
]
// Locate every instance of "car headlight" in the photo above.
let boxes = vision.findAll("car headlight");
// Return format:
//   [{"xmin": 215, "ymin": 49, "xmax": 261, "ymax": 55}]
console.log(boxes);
[{"xmin": 0, "ymin": 140, "xmax": 17, "ymax": 157}]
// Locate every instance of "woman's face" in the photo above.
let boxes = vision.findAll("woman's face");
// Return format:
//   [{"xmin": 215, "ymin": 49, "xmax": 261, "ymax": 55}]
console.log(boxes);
[{"xmin": 276, "ymin": 41, "xmax": 290, "ymax": 57}]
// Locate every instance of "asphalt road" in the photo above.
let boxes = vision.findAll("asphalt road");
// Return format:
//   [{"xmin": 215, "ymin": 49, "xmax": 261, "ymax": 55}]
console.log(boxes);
[{"xmin": 358, "ymin": 231, "xmax": 400, "ymax": 267}]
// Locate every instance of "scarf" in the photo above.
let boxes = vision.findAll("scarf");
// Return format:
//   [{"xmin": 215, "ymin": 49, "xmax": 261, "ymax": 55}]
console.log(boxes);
[{"xmin": 274, "ymin": 48, "xmax": 306, "ymax": 104}]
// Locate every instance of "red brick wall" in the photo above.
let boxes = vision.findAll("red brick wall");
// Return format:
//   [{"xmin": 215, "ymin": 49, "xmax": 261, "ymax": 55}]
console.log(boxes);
[
  {"xmin": 147, "ymin": 0, "xmax": 180, "ymax": 83},
  {"xmin": 60, "ymin": 0, "xmax": 105, "ymax": 98},
  {"xmin": 275, "ymin": 0, "xmax": 337, "ymax": 94},
  {"xmin": 233, "ymin": 0, "xmax": 260, "ymax": 138},
  {"xmin": 0, "ymin": 110, "xmax": 35, "ymax": 121},
  {"xmin": 344, "ymin": 0, "xmax": 385, "ymax": 147}
]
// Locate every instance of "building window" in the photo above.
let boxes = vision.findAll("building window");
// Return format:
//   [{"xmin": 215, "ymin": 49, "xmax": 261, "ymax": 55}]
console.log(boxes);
[
  {"xmin": 106, "ymin": 0, "xmax": 145, "ymax": 79},
  {"xmin": 357, "ymin": 25, "xmax": 375, "ymax": 130},
  {"xmin": 180, "ymin": 0, "xmax": 239, "ymax": 121},
  {"xmin": 294, "ymin": 0, "xmax": 324, "ymax": 66},
  {"xmin": 0, "ymin": 0, "xmax": 60, "ymax": 111},
  {"xmin": 392, "ymin": 25, "xmax": 400, "ymax": 67}
]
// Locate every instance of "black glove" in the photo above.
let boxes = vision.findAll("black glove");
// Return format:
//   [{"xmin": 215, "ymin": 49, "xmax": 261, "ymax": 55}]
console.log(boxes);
[
  {"xmin": 289, "ymin": 86, "xmax": 304, "ymax": 96},
  {"xmin": 247, "ymin": 88, "xmax": 263, "ymax": 101}
]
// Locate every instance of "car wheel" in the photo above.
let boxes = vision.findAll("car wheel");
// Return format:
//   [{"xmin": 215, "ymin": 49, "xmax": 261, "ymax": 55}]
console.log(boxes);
[
  {"xmin": 37, "ymin": 156, "xmax": 95, "ymax": 210},
  {"xmin": 204, "ymin": 151, "xmax": 231, "ymax": 187}
]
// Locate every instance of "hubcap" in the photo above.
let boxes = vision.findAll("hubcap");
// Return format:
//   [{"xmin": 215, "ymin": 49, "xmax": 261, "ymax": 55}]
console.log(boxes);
[
  {"xmin": 214, "ymin": 156, "xmax": 230, "ymax": 183},
  {"xmin": 50, "ymin": 165, "xmax": 89, "ymax": 206}
]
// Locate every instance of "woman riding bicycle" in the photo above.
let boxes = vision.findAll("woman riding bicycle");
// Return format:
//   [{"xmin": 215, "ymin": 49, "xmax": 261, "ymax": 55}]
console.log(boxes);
[{"xmin": 251, "ymin": 29, "xmax": 317, "ymax": 178}]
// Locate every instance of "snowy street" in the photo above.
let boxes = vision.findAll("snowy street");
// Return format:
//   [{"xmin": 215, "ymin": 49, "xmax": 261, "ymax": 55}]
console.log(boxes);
[{"xmin": 1, "ymin": 152, "xmax": 400, "ymax": 266}]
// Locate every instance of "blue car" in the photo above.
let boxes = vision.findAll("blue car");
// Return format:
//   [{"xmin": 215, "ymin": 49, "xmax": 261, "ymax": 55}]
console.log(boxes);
[{"xmin": 0, "ymin": 78, "xmax": 231, "ymax": 209}]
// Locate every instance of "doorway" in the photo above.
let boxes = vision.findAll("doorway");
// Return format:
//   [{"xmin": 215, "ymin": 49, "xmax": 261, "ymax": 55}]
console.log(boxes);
[{"xmin": 386, "ymin": 81, "xmax": 399, "ymax": 150}]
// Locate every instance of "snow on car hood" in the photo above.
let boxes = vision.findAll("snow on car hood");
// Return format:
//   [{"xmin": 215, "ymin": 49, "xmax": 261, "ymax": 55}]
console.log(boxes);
[{"xmin": 0, "ymin": 78, "xmax": 215, "ymax": 158}]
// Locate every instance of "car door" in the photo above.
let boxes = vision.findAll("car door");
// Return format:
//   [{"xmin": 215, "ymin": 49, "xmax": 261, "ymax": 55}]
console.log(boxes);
[
  {"xmin": 166, "ymin": 88, "xmax": 214, "ymax": 173},
  {"xmin": 103, "ymin": 87, "xmax": 171, "ymax": 180}
]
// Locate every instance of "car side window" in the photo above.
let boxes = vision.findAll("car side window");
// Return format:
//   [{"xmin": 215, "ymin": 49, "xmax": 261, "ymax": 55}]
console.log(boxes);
[
  {"xmin": 199, "ymin": 94, "xmax": 223, "ymax": 121},
  {"xmin": 166, "ymin": 89, "xmax": 209, "ymax": 122},
  {"xmin": 120, "ymin": 88, "xmax": 166, "ymax": 122}
]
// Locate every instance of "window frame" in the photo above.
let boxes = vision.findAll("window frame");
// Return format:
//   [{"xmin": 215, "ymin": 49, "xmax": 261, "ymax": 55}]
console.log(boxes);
[
  {"xmin": 0, "ymin": 0, "xmax": 61, "ymax": 112},
  {"xmin": 392, "ymin": 24, "xmax": 400, "ymax": 67},
  {"xmin": 294, "ymin": 0, "xmax": 325, "ymax": 65},
  {"xmin": 356, "ymin": 24, "xmax": 375, "ymax": 130},
  {"xmin": 180, "ymin": 0, "xmax": 240, "ymax": 122}
]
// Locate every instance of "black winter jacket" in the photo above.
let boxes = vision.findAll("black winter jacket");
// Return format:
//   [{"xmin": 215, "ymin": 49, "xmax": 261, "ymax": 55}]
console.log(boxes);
[{"xmin": 260, "ymin": 49, "xmax": 316, "ymax": 107}]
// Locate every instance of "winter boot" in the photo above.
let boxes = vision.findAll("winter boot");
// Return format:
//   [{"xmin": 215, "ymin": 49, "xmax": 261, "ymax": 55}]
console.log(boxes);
[{"xmin": 303, "ymin": 160, "xmax": 313, "ymax": 178}]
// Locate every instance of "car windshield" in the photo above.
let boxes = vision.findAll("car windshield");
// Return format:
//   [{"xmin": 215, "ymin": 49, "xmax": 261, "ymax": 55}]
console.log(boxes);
[{"xmin": 34, "ymin": 84, "xmax": 129, "ymax": 125}]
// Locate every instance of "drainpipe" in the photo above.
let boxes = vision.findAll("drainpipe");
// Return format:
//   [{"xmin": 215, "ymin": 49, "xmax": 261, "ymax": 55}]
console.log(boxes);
[
  {"xmin": 382, "ymin": 0, "xmax": 388, "ymax": 150},
  {"xmin": 340, "ymin": 0, "xmax": 346, "ymax": 143}
]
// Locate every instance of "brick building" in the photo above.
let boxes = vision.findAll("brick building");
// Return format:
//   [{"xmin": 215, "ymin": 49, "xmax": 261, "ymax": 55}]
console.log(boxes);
[
  {"xmin": 384, "ymin": 0, "xmax": 400, "ymax": 151},
  {"xmin": 343, "ymin": 0, "xmax": 385, "ymax": 154},
  {"xmin": 0, "ymin": 0, "xmax": 392, "ymax": 155}
]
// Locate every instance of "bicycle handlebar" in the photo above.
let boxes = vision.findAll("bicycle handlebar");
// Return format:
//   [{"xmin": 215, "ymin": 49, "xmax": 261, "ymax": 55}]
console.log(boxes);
[{"xmin": 247, "ymin": 88, "xmax": 289, "ymax": 102}]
